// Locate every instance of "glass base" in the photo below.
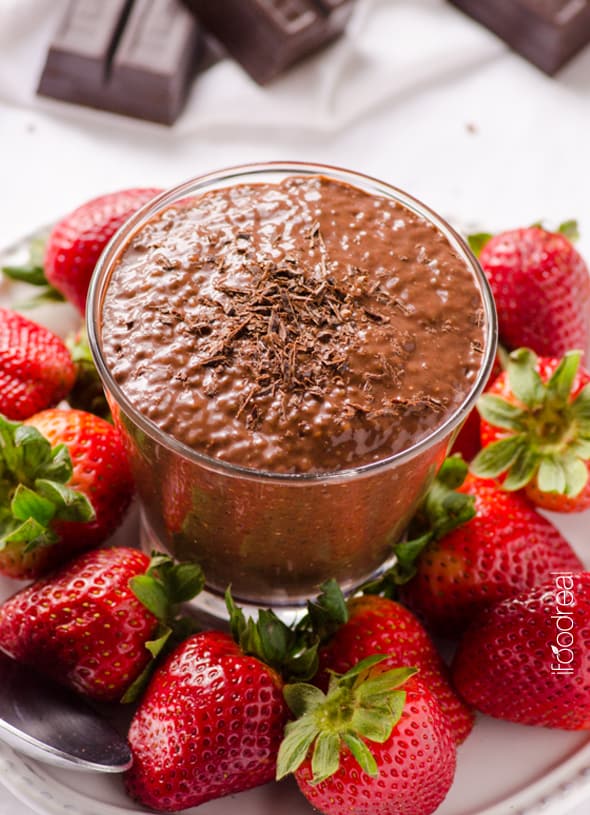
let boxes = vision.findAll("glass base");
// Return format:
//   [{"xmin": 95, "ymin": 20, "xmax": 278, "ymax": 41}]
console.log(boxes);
[{"xmin": 139, "ymin": 509, "xmax": 397, "ymax": 627}]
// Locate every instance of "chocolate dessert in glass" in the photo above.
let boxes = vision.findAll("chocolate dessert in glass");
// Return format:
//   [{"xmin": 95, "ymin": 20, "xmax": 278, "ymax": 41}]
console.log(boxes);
[{"xmin": 87, "ymin": 162, "xmax": 497, "ymax": 620}]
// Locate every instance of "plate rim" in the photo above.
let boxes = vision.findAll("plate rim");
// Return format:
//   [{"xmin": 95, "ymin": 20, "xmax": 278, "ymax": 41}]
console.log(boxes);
[{"xmin": 0, "ymin": 736, "xmax": 589, "ymax": 815}]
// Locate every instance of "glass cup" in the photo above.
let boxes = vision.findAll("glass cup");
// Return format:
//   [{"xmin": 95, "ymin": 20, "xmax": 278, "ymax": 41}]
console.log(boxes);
[{"xmin": 87, "ymin": 162, "xmax": 497, "ymax": 619}]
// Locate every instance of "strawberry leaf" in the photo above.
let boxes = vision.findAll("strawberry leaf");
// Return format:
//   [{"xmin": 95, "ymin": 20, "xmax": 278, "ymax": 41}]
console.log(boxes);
[
  {"xmin": 130, "ymin": 574, "xmax": 170, "ymax": 622},
  {"xmin": 14, "ymin": 425, "xmax": 53, "ymax": 480},
  {"xmin": 119, "ymin": 624, "xmax": 172, "ymax": 705},
  {"xmin": 145, "ymin": 625, "xmax": 172, "ymax": 659},
  {"xmin": 119, "ymin": 662, "xmax": 154, "ymax": 705},
  {"xmin": 570, "ymin": 439, "xmax": 590, "ymax": 458},
  {"xmin": 35, "ymin": 479, "xmax": 95, "ymax": 522},
  {"xmin": 476, "ymin": 394, "xmax": 527, "ymax": 431},
  {"xmin": 257, "ymin": 608, "xmax": 294, "ymax": 665},
  {"xmin": 435, "ymin": 455, "xmax": 469, "ymax": 489},
  {"xmin": 0, "ymin": 415, "xmax": 24, "ymax": 474},
  {"xmin": 11, "ymin": 484, "xmax": 55, "ymax": 526},
  {"xmin": 502, "ymin": 446, "xmax": 539, "ymax": 492},
  {"xmin": 167, "ymin": 562, "xmax": 205, "ymax": 604},
  {"xmin": 387, "ymin": 533, "xmax": 432, "ymax": 585},
  {"xmin": 146, "ymin": 553, "xmax": 204, "ymax": 605},
  {"xmin": 284, "ymin": 643, "xmax": 320, "ymax": 683},
  {"xmin": 276, "ymin": 717, "xmax": 320, "ymax": 780},
  {"xmin": 2, "ymin": 235, "xmax": 49, "ymax": 287},
  {"xmin": 299, "ymin": 578, "xmax": 349, "ymax": 643},
  {"xmin": 507, "ymin": 348, "xmax": 546, "ymax": 408},
  {"xmin": 546, "ymin": 350, "xmax": 581, "ymax": 403},
  {"xmin": 37, "ymin": 444, "xmax": 73, "ymax": 483},
  {"xmin": 471, "ymin": 435, "xmax": 526, "ymax": 478},
  {"xmin": 349, "ymin": 706, "xmax": 395, "ymax": 745},
  {"xmin": 0, "ymin": 516, "xmax": 56, "ymax": 549},
  {"xmin": 311, "ymin": 732, "xmax": 340, "ymax": 784},
  {"xmin": 226, "ymin": 586, "xmax": 247, "ymax": 643},
  {"xmin": 342, "ymin": 734, "xmax": 378, "ymax": 777},
  {"xmin": 339, "ymin": 655, "xmax": 390, "ymax": 684},
  {"xmin": 66, "ymin": 328, "xmax": 112, "ymax": 421},
  {"xmin": 0, "ymin": 416, "xmax": 99, "ymax": 553},
  {"xmin": 562, "ymin": 456, "xmax": 588, "ymax": 497},
  {"xmin": 425, "ymin": 477, "xmax": 476, "ymax": 540},
  {"xmin": 284, "ymin": 684, "xmax": 326, "ymax": 718},
  {"xmin": 467, "ymin": 232, "xmax": 493, "ymax": 257},
  {"xmin": 355, "ymin": 666, "xmax": 416, "ymax": 701},
  {"xmin": 1, "ymin": 264, "xmax": 48, "ymax": 286},
  {"xmin": 558, "ymin": 220, "xmax": 579, "ymax": 241},
  {"xmin": 571, "ymin": 385, "xmax": 590, "ymax": 432},
  {"xmin": 537, "ymin": 457, "xmax": 566, "ymax": 494}
]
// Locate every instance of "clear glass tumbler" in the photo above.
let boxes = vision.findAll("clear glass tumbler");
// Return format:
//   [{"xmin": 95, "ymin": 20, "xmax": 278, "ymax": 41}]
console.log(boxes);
[{"xmin": 87, "ymin": 162, "xmax": 497, "ymax": 619}]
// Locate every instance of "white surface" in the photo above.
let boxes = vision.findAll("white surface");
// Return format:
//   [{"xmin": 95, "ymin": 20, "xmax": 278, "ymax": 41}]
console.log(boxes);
[{"xmin": 1, "ymin": 0, "xmax": 590, "ymax": 812}]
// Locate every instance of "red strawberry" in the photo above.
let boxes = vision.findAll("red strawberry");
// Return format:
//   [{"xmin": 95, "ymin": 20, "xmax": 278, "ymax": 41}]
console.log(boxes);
[
  {"xmin": 46, "ymin": 187, "xmax": 161, "ymax": 313},
  {"xmin": 317, "ymin": 594, "xmax": 473, "ymax": 744},
  {"xmin": 277, "ymin": 659, "xmax": 456, "ymax": 815},
  {"xmin": 400, "ymin": 473, "xmax": 583, "ymax": 637},
  {"xmin": 0, "ymin": 307, "xmax": 75, "ymax": 420},
  {"xmin": 3, "ymin": 189, "xmax": 161, "ymax": 314},
  {"xmin": 0, "ymin": 409, "xmax": 134, "ymax": 578},
  {"xmin": 452, "ymin": 572, "xmax": 590, "ymax": 729},
  {"xmin": 0, "ymin": 547, "xmax": 203, "ymax": 702},
  {"xmin": 125, "ymin": 589, "xmax": 323, "ymax": 811},
  {"xmin": 125, "ymin": 629, "xmax": 290, "ymax": 811},
  {"xmin": 476, "ymin": 224, "xmax": 590, "ymax": 359},
  {"xmin": 472, "ymin": 348, "xmax": 590, "ymax": 512}
]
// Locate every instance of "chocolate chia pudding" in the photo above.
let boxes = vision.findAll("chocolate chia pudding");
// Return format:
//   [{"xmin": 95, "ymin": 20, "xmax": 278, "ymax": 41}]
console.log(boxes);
[
  {"xmin": 91, "ymin": 165, "xmax": 495, "ymax": 608},
  {"xmin": 101, "ymin": 176, "xmax": 484, "ymax": 473}
]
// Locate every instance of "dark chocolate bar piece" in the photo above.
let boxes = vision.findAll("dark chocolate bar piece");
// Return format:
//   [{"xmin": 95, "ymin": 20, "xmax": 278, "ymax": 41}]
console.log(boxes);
[
  {"xmin": 38, "ymin": 0, "xmax": 132, "ymax": 92},
  {"xmin": 449, "ymin": 0, "xmax": 590, "ymax": 75},
  {"xmin": 109, "ymin": 0, "xmax": 201, "ymax": 124},
  {"xmin": 37, "ymin": 0, "xmax": 205, "ymax": 124},
  {"xmin": 181, "ymin": 0, "xmax": 354, "ymax": 85}
]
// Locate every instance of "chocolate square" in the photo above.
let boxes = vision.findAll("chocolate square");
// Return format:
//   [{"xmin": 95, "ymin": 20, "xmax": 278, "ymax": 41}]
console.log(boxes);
[{"xmin": 449, "ymin": 0, "xmax": 590, "ymax": 75}]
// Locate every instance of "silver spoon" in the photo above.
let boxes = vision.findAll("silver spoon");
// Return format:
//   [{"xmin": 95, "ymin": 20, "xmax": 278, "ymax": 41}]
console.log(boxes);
[{"xmin": 0, "ymin": 650, "xmax": 132, "ymax": 772}]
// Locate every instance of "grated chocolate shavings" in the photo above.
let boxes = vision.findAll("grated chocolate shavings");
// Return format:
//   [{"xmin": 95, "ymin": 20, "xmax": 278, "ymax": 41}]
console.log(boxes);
[{"xmin": 176, "ymin": 225, "xmax": 413, "ymax": 427}]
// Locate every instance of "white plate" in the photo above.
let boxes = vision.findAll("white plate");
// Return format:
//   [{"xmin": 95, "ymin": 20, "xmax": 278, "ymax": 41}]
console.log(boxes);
[{"xmin": 0, "ymin": 234, "xmax": 589, "ymax": 815}]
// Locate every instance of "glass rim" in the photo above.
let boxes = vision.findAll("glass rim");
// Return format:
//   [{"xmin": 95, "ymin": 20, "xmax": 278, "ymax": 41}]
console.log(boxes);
[{"xmin": 87, "ymin": 160, "xmax": 498, "ymax": 484}]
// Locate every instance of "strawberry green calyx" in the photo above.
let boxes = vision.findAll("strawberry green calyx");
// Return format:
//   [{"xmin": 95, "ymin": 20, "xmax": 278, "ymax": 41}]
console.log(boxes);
[
  {"xmin": 2, "ymin": 235, "xmax": 64, "ymax": 309},
  {"xmin": 557, "ymin": 220, "xmax": 580, "ymax": 241},
  {"xmin": 472, "ymin": 348, "xmax": 590, "ymax": 496},
  {"xmin": 276, "ymin": 656, "xmax": 417, "ymax": 783},
  {"xmin": 362, "ymin": 456, "xmax": 476, "ymax": 595},
  {"xmin": 0, "ymin": 415, "xmax": 94, "ymax": 550},
  {"xmin": 226, "ymin": 587, "xmax": 320, "ymax": 682},
  {"xmin": 467, "ymin": 232, "xmax": 493, "ymax": 257},
  {"xmin": 295, "ymin": 578, "xmax": 349, "ymax": 646},
  {"xmin": 122, "ymin": 552, "xmax": 204, "ymax": 702}
]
